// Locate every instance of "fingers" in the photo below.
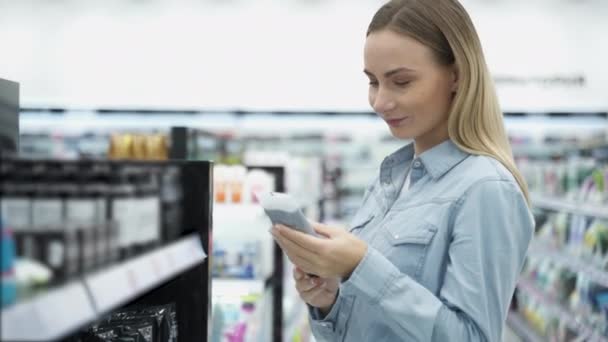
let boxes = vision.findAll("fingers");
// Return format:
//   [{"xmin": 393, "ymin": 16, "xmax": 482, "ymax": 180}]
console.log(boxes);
[
  {"xmin": 296, "ymin": 276, "xmax": 322, "ymax": 293},
  {"xmin": 299, "ymin": 282, "xmax": 336, "ymax": 305},
  {"xmin": 274, "ymin": 225, "xmax": 323, "ymax": 254},
  {"xmin": 293, "ymin": 266, "xmax": 304, "ymax": 280},
  {"xmin": 274, "ymin": 238, "xmax": 317, "ymax": 274},
  {"xmin": 298, "ymin": 281, "xmax": 326, "ymax": 299},
  {"xmin": 293, "ymin": 266, "xmax": 316, "ymax": 280},
  {"xmin": 272, "ymin": 228, "xmax": 318, "ymax": 265},
  {"xmin": 311, "ymin": 222, "xmax": 335, "ymax": 237}
]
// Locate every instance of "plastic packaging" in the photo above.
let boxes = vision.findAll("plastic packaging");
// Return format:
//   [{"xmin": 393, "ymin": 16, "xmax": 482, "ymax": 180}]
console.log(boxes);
[{"xmin": 81, "ymin": 303, "xmax": 177, "ymax": 342}]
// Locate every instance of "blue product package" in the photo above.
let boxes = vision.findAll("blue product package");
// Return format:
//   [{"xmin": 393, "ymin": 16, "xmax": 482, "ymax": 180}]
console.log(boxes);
[
  {"xmin": 1, "ymin": 232, "xmax": 16, "ymax": 273},
  {"xmin": 1, "ymin": 217, "xmax": 16, "ymax": 273},
  {"xmin": 1, "ymin": 273, "xmax": 17, "ymax": 308}
]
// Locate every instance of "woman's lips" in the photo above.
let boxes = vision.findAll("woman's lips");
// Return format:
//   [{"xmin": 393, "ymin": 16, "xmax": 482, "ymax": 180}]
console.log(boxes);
[{"xmin": 385, "ymin": 117, "xmax": 409, "ymax": 127}]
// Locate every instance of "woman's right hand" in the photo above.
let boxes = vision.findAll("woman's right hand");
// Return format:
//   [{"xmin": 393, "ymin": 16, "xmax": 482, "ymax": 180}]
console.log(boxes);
[{"xmin": 293, "ymin": 266, "xmax": 339, "ymax": 315}]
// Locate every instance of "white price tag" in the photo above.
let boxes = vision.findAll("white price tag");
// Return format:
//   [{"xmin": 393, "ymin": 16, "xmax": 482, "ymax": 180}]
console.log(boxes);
[
  {"xmin": 150, "ymin": 254, "xmax": 163, "ymax": 279},
  {"xmin": 130, "ymin": 255, "xmax": 157, "ymax": 292},
  {"xmin": 152, "ymin": 249, "xmax": 171, "ymax": 279},
  {"xmin": 1, "ymin": 282, "xmax": 96, "ymax": 341},
  {"xmin": 84, "ymin": 235, "xmax": 206, "ymax": 316},
  {"xmin": 161, "ymin": 236, "xmax": 205, "ymax": 279},
  {"xmin": 85, "ymin": 264, "xmax": 134, "ymax": 312},
  {"xmin": 34, "ymin": 282, "xmax": 96, "ymax": 339}
]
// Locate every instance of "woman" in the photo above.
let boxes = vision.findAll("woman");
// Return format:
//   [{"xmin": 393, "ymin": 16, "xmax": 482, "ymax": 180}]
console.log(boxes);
[{"xmin": 270, "ymin": 0, "xmax": 534, "ymax": 340}]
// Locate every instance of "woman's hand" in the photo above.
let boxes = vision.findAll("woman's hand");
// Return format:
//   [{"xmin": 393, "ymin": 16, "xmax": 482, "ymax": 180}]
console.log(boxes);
[
  {"xmin": 293, "ymin": 266, "xmax": 339, "ymax": 315},
  {"xmin": 270, "ymin": 221, "xmax": 368, "ymax": 279}
]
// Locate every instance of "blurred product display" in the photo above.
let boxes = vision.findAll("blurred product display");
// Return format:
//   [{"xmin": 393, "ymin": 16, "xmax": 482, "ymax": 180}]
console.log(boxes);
[{"xmin": 509, "ymin": 142, "xmax": 608, "ymax": 341}]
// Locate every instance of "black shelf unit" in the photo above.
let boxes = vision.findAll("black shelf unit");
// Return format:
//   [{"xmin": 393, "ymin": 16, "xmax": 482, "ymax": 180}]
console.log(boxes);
[
  {"xmin": 0, "ymin": 77, "xmax": 19, "ymax": 157},
  {"xmin": 0, "ymin": 158, "xmax": 213, "ymax": 341}
]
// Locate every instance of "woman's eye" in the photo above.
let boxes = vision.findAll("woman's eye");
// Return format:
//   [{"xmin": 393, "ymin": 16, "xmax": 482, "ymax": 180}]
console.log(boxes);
[
  {"xmin": 368, "ymin": 80, "xmax": 379, "ymax": 87},
  {"xmin": 395, "ymin": 80, "xmax": 410, "ymax": 87}
]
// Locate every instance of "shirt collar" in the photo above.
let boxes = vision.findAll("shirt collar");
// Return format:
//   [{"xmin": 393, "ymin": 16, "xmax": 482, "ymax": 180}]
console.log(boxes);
[
  {"xmin": 418, "ymin": 139, "xmax": 470, "ymax": 180},
  {"xmin": 382, "ymin": 139, "xmax": 470, "ymax": 180}
]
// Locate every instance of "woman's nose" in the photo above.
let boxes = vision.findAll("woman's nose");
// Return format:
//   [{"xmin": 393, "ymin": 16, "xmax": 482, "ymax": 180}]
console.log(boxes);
[{"xmin": 372, "ymin": 90, "xmax": 397, "ymax": 114}]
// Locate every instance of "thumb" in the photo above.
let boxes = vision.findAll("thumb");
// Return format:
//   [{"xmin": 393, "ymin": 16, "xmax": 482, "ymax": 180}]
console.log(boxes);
[{"xmin": 310, "ymin": 221, "xmax": 338, "ymax": 238}]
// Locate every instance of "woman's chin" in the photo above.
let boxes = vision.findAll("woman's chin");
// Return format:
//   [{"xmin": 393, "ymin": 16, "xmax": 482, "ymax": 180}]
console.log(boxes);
[{"xmin": 388, "ymin": 127, "xmax": 415, "ymax": 140}]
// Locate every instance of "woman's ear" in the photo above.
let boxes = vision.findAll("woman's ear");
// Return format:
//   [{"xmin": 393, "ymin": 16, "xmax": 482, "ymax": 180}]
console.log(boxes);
[{"xmin": 450, "ymin": 65, "xmax": 459, "ymax": 93}]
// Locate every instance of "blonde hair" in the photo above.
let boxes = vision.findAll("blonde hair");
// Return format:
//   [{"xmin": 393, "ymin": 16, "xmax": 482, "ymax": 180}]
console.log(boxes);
[{"xmin": 368, "ymin": 0, "xmax": 530, "ymax": 205}]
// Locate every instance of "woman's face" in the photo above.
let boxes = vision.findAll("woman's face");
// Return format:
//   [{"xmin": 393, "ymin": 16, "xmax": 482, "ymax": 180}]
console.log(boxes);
[{"xmin": 364, "ymin": 29, "xmax": 457, "ymax": 148}]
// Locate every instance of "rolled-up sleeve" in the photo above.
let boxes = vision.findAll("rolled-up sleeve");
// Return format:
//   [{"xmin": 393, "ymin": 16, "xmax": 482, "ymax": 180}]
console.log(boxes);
[
  {"xmin": 307, "ymin": 290, "xmax": 353, "ymax": 341},
  {"xmin": 336, "ymin": 179, "xmax": 533, "ymax": 341}
]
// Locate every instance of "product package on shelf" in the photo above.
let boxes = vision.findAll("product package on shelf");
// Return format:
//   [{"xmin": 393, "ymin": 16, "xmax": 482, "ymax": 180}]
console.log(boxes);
[
  {"xmin": 212, "ymin": 240, "xmax": 262, "ymax": 280},
  {"xmin": 1, "ymin": 216, "xmax": 17, "ymax": 308},
  {"xmin": 71, "ymin": 303, "xmax": 178, "ymax": 342},
  {"xmin": 214, "ymin": 165, "xmax": 276, "ymax": 206},
  {"xmin": 108, "ymin": 132, "xmax": 169, "ymax": 161},
  {"xmin": 211, "ymin": 294, "xmax": 264, "ymax": 342}
]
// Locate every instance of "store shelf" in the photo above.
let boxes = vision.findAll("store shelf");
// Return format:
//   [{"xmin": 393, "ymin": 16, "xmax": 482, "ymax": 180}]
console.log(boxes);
[
  {"xmin": 506, "ymin": 311, "xmax": 545, "ymax": 342},
  {"xmin": 531, "ymin": 193, "xmax": 608, "ymax": 219},
  {"xmin": 212, "ymin": 278, "xmax": 267, "ymax": 297},
  {"xmin": 1, "ymin": 281, "xmax": 97, "ymax": 341},
  {"xmin": 517, "ymin": 278, "xmax": 605, "ymax": 341},
  {"xmin": 85, "ymin": 234, "xmax": 207, "ymax": 314},
  {"xmin": 528, "ymin": 241, "xmax": 608, "ymax": 287}
]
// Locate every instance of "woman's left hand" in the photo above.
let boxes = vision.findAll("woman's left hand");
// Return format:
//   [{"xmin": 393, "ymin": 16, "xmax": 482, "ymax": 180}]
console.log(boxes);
[{"xmin": 270, "ymin": 222, "xmax": 368, "ymax": 279}]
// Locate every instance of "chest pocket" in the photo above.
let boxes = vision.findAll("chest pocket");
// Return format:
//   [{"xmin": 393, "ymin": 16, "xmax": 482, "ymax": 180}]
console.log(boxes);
[
  {"xmin": 348, "ymin": 210, "xmax": 375, "ymax": 236},
  {"xmin": 382, "ymin": 218, "xmax": 438, "ymax": 281}
]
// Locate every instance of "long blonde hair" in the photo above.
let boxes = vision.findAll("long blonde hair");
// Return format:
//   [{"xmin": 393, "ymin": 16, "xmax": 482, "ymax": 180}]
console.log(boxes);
[{"xmin": 368, "ymin": 0, "xmax": 530, "ymax": 205}]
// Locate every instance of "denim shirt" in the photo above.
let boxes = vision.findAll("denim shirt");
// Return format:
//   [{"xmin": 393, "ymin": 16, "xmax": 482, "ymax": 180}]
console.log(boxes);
[{"xmin": 309, "ymin": 139, "xmax": 534, "ymax": 342}]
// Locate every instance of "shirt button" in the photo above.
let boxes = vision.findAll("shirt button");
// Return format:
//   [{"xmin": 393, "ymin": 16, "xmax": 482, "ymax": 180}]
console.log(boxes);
[{"xmin": 413, "ymin": 161, "xmax": 421, "ymax": 168}]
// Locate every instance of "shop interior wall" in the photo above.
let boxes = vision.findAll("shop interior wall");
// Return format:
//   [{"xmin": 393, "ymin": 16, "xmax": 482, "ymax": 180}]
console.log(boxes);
[{"xmin": 0, "ymin": 0, "xmax": 606, "ymax": 113}]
